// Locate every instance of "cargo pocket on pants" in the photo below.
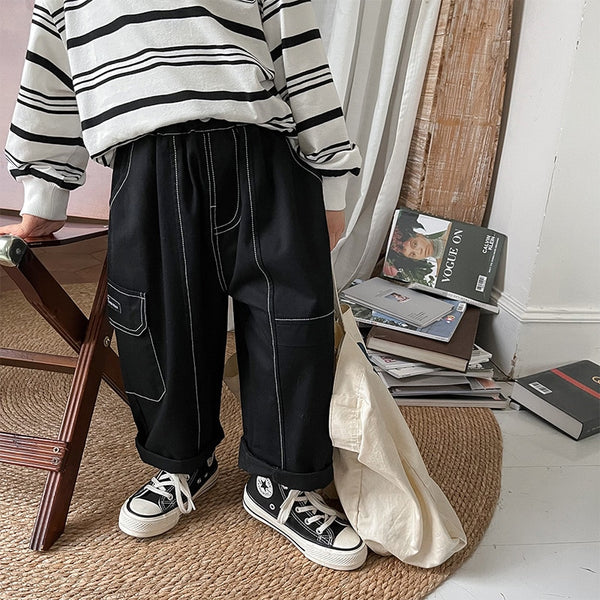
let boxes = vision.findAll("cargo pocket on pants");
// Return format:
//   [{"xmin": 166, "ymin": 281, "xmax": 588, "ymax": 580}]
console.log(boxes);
[{"xmin": 107, "ymin": 281, "xmax": 166, "ymax": 402}]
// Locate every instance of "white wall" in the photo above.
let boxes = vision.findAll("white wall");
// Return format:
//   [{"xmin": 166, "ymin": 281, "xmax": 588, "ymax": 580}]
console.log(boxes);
[{"xmin": 478, "ymin": 0, "xmax": 600, "ymax": 377}]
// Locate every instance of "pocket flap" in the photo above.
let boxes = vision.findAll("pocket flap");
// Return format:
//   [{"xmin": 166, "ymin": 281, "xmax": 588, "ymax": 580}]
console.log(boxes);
[{"xmin": 107, "ymin": 282, "xmax": 147, "ymax": 336}]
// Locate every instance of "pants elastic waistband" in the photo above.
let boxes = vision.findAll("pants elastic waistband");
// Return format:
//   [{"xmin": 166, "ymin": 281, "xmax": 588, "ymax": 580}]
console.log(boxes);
[{"xmin": 151, "ymin": 119, "xmax": 242, "ymax": 136}]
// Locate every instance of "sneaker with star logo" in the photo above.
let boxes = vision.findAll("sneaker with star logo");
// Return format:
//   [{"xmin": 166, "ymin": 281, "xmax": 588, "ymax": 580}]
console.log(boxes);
[
  {"xmin": 119, "ymin": 454, "xmax": 218, "ymax": 538},
  {"xmin": 243, "ymin": 475, "xmax": 367, "ymax": 570}
]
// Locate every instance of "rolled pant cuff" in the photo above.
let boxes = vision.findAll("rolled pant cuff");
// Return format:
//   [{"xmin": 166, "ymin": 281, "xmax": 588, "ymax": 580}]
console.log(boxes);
[
  {"xmin": 238, "ymin": 439, "xmax": 333, "ymax": 491},
  {"xmin": 135, "ymin": 437, "xmax": 216, "ymax": 475}
]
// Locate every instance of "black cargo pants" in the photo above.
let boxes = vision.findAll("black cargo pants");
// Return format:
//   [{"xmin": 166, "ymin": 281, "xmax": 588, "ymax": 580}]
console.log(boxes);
[{"xmin": 106, "ymin": 121, "xmax": 335, "ymax": 491}]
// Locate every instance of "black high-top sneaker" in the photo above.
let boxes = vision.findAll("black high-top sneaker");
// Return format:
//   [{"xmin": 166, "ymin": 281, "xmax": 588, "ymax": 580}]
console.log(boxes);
[
  {"xmin": 119, "ymin": 454, "xmax": 218, "ymax": 538},
  {"xmin": 243, "ymin": 475, "xmax": 367, "ymax": 570}
]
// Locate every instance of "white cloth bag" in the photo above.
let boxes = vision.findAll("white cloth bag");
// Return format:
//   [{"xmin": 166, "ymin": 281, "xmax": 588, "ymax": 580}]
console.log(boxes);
[{"xmin": 330, "ymin": 296, "xmax": 467, "ymax": 567}]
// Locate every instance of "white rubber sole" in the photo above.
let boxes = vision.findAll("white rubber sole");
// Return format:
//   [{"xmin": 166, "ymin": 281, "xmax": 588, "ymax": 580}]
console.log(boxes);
[
  {"xmin": 242, "ymin": 487, "xmax": 367, "ymax": 571},
  {"xmin": 119, "ymin": 467, "xmax": 219, "ymax": 539}
]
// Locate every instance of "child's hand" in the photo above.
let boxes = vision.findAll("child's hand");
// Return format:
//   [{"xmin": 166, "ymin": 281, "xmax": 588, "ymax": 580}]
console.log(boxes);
[
  {"xmin": 325, "ymin": 210, "xmax": 345, "ymax": 251},
  {"xmin": 0, "ymin": 214, "xmax": 66, "ymax": 239}
]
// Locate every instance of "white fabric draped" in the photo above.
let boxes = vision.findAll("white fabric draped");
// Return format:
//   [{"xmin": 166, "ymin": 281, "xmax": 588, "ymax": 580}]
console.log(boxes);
[{"xmin": 312, "ymin": 0, "xmax": 441, "ymax": 289}]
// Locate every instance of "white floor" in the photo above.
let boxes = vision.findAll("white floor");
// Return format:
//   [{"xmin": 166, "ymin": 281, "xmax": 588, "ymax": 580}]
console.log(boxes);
[{"xmin": 429, "ymin": 387, "xmax": 600, "ymax": 600}]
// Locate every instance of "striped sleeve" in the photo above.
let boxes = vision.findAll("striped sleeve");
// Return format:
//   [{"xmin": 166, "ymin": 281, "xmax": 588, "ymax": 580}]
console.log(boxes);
[
  {"xmin": 5, "ymin": 2, "xmax": 88, "ymax": 221},
  {"xmin": 259, "ymin": 0, "xmax": 361, "ymax": 210}
]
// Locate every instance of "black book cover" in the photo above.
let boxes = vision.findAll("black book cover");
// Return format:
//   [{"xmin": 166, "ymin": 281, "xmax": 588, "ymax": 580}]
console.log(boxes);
[{"xmin": 511, "ymin": 360, "xmax": 600, "ymax": 440}]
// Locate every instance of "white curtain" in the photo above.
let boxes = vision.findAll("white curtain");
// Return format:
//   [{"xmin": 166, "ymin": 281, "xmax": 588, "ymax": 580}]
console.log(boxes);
[{"xmin": 312, "ymin": 0, "xmax": 441, "ymax": 289}]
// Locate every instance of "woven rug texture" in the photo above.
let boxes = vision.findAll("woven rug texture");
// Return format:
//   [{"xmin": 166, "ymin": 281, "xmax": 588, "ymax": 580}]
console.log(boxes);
[{"xmin": 0, "ymin": 284, "xmax": 503, "ymax": 600}]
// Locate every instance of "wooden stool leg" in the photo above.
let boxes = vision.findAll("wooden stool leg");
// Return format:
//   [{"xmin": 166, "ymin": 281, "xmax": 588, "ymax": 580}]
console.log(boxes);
[{"xmin": 29, "ymin": 260, "xmax": 112, "ymax": 550}]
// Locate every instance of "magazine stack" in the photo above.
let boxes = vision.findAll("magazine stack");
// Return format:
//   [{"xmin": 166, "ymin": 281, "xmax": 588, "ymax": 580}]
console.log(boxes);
[{"xmin": 339, "ymin": 208, "xmax": 509, "ymax": 409}]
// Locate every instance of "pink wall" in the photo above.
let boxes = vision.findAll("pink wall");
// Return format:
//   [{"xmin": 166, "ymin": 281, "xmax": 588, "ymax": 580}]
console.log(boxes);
[{"xmin": 1, "ymin": 3, "xmax": 111, "ymax": 220}]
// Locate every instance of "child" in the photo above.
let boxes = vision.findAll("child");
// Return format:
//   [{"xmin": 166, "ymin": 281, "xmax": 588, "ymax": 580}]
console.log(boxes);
[{"xmin": 2, "ymin": 0, "xmax": 366, "ymax": 570}]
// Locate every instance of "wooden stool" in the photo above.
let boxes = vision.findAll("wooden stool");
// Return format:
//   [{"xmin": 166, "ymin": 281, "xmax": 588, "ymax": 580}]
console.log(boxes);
[{"xmin": 0, "ymin": 213, "xmax": 127, "ymax": 550}]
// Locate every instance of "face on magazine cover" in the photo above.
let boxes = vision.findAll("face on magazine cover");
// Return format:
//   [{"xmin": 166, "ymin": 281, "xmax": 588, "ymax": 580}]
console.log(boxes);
[
  {"xmin": 383, "ymin": 215, "xmax": 451, "ymax": 282},
  {"xmin": 399, "ymin": 233, "xmax": 435, "ymax": 260}
]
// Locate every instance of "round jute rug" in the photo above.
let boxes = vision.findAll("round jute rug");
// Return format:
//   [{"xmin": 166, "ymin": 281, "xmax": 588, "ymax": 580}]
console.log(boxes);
[{"xmin": 0, "ymin": 284, "xmax": 502, "ymax": 600}]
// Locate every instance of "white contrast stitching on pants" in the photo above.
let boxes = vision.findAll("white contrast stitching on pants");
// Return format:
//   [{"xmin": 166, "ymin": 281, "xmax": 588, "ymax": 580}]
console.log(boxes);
[
  {"xmin": 106, "ymin": 282, "xmax": 145, "ymax": 335},
  {"xmin": 214, "ymin": 214, "xmax": 242, "ymax": 235},
  {"xmin": 214, "ymin": 128, "xmax": 241, "ymax": 233},
  {"xmin": 171, "ymin": 136, "xmax": 202, "ymax": 448},
  {"xmin": 108, "ymin": 286, "xmax": 167, "ymax": 402},
  {"xmin": 109, "ymin": 142, "xmax": 134, "ymax": 209},
  {"xmin": 274, "ymin": 309, "xmax": 334, "ymax": 322},
  {"xmin": 134, "ymin": 324, "xmax": 167, "ymax": 402},
  {"xmin": 203, "ymin": 134, "xmax": 228, "ymax": 293},
  {"xmin": 243, "ymin": 127, "xmax": 286, "ymax": 468}
]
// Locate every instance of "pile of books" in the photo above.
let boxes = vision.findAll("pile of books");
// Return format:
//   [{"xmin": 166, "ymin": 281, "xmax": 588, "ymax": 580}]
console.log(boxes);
[{"xmin": 340, "ymin": 208, "xmax": 508, "ymax": 409}]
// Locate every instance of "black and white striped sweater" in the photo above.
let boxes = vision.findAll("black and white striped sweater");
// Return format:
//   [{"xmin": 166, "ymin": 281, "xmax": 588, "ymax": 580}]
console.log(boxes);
[{"xmin": 5, "ymin": 0, "xmax": 361, "ymax": 220}]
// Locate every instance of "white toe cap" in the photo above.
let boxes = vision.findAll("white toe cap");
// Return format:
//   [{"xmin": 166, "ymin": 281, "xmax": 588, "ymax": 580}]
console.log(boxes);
[
  {"xmin": 128, "ymin": 498, "xmax": 164, "ymax": 517},
  {"xmin": 333, "ymin": 525, "xmax": 363, "ymax": 549}
]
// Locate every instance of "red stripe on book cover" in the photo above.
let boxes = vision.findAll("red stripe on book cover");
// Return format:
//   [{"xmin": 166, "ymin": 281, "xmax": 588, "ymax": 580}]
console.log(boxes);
[{"xmin": 551, "ymin": 368, "xmax": 600, "ymax": 400}]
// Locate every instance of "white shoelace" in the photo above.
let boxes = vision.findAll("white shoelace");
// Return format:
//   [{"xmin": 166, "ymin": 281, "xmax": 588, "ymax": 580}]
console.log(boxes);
[
  {"xmin": 277, "ymin": 490, "xmax": 343, "ymax": 535},
  {"xmin": 144, "ymin": 472, "xmax": 196, "ymax": 514}
]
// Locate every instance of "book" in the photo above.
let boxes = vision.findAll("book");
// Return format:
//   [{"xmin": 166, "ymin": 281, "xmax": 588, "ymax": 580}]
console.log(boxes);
[
  {"xmin": 435, "ymin": 362, "xmax": 495, "ymax": 379},
  {"xmin": 510, "ymin": 360, "xmax": 600, "ymax": 440},
  {"xmin": 378, "ymin": 370, "xmax": 507, "ymax": 409},
  {"xmin": 367, "ymin": 350, "xmax": 439, "ymax": 378},
  {"xmin": 378, "ymin": 371, "xmax": 501, "ymax": 397},
  {"xmin": 365, "ymin": 305, "xmax": 481, "ymax": 372},
  {"xmin": 368, "ymin": 346, "xmax": 493, "ymax": 377},
  {"xmin": 341, "ymin": 295, "xmax": 468, "ymax": 342},
  {"xmin": 470, "ymin": 345, "xmax": 493, "ymax": 365},
  {"xmin": 340, "ymin": 277, "xmax": 453, "ymax": 328},
  {"xmin": 378, "ymin": 370, "xmax": 471, "ymax": 391},
  {"xmin": 394, "ymin": 395, "xmax": 509, "ymax": 409},
  {"xmin": 382, "ymin": 208, "xmax": 506, "ymax": 312}
]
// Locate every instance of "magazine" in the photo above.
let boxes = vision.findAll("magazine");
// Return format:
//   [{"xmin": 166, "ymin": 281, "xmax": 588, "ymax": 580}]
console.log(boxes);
[
  {"xmin": 340, "ymin": 295, "xmax": 467, "ymax": 342},
  {"xmin": 382, "ymin": 208, "xmax": 506, "ymax": 312},
  {"xmin": 367, "ymin": 350, "xmax": 440, "ymax": 378},
  {"xmin": 340, "ymin": 277, "xmax": 452, "ymax": 328}
]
